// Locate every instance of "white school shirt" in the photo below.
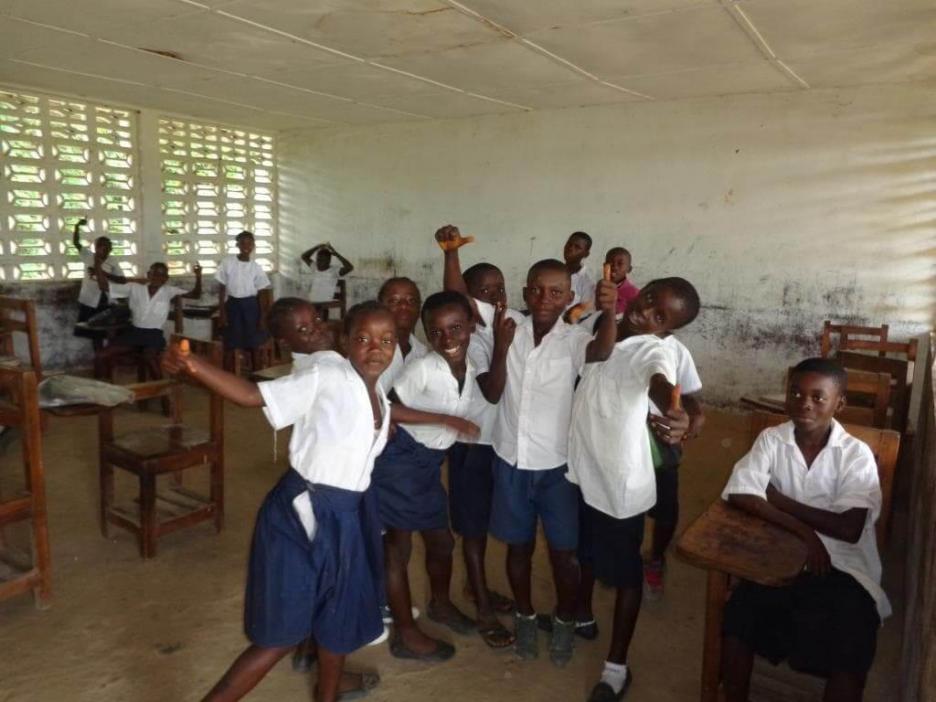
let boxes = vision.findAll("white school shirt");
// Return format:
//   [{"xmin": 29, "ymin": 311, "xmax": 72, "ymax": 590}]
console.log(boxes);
[
  {"xmin": 214, "ymin": 256, "xmax": 270, "ymax": 299},
  {"xmin": 394, "ymin": 351, "xmax": 481, "ymax": 450},
  {"xmin": 569, "ymin": 267, "xmax": 596, "ymax": 308},
  {"xmin": 110, "ymin": 282, "xmax": 187, "ymax": 330},
  {"xmin": 291, "ymin": 349, "xmax": 344, "ymax": 373},
  {"xmin": 378, "ymin": 334, "xmax": 428, "ymax": 394},
  {"xmin": 77, "ymin": 249, "xmax": 125, "ymax": 308},
  {"xmin": 721, "ymin": 420, "xmax": 891, "ymax": 620},
  {"xmin": 492, "ymin": 317, "xmax": 592, "ymax": 471},
  {"xmin": 307, "ymin": 263, "xmax": 342, "ymax": 303},
  {"xmin": 649, "ymin": 335, "xmax": 702, "ymax": 415},
  {"xmin": 567, "ymin": 335, "xmax": 677, "ymax": 519},
  {"xmin": 260, "ymin": 358, "xmax": 390, "ymax": 493}
]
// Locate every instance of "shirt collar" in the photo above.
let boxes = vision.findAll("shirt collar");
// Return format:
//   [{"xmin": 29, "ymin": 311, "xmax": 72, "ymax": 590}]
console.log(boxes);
[{"xmin": 777, "ymin": 418, "xmax": 846, "ymax": 447}]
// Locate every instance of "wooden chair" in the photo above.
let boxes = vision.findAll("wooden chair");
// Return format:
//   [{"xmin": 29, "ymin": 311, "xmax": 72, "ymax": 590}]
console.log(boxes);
[
  {"xmin": 837, "ymin": 351, "xmax": 911, "ymax": 435},
  {"xmin": 749, "ymin": 411, "xmax": 900, "ymax": 546},
  {"xmin": 821, "ymin": 319, "xmax": 918, "ymax": 362},
  {"xmin": 98, "ymin": 336, "xmax": 224, "ymax": 558},
  {"xmin": 0, "ymin": 366, "xmax": 51, "ymax": 607},
  {"xmin": 0, "ymin": 297, "xmax": 42, "ymax": 381},
  {"xmin": 317, "ymin": 279, "xmax": 347, "ymax": 321}
]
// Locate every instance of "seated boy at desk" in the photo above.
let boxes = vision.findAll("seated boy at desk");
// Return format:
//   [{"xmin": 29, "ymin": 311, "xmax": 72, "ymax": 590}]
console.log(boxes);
[{"xmin": 720, "ymin": 358, "xmax": 890, "ymax": 702}]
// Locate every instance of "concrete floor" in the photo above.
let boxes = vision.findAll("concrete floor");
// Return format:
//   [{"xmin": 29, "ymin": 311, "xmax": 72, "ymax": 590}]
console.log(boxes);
[{"xmin": 0, "ymin": 399, "xmax": 904, "ymax": 701}]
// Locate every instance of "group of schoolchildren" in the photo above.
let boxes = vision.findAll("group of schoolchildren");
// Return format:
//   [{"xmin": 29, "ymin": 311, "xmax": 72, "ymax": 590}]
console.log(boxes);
[{"xmin": 73, "ymin": 220, "xmax": 889, "ymax": 702}]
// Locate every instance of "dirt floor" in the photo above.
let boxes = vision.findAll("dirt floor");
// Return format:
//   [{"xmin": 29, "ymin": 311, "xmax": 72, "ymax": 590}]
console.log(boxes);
[{"xmin": 0, "ymin": 399, "xmax": 904, "ymax": 701}]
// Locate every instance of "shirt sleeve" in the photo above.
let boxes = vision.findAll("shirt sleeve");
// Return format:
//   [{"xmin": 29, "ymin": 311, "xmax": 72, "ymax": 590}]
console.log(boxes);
[
  {"xmin": 721, "ymin": 430, "xmax": 775, "ymax": 500},
  {"xmin": 214, "ymin": 258, "xmax": 229, "ymax": 286},
  {"xmin": 108, "ymin": 281, "xmax": 132, "ymax": 299},
  {"xmin": 633, "ymin": 339, "xmax": 677, "ymax": 387},
  {"xmin": 832, "ymin": 442, "xmax": 882, "ymax": 519},
  {"xmin": 467, "ymin": 335, "xmax": 491, "ymax": 375},
  {"xmin": 253, "ymin": 262, "xmax": 271, "ymax": 291},
  {"xmin": 79, "ymin": 248, "xmax": 93, "ymax": 266},
  {"xmin": 164, "ymin": 285, "xmax": 188, "ymax": 298},
  {"xmin": 259, "ymin": 367, "xmax": 321, "ymax": 431},
  {"xmin": 675, "ymin": 342, "xmax": 703, "ymax": 395},
  {"xmin": 473, "ymin": 298, "xmax": 496, "ymax": 328},
  {"xmin": 582, "ymin": 273, "xmax": 597, "ymax": 307},
  {"xmin": 570, "ymin": 326, "xmax": 591, "ymax": 374},
  {"xmin": 392, "ymin": 359, "xmax": 428, "ymax": 407}
]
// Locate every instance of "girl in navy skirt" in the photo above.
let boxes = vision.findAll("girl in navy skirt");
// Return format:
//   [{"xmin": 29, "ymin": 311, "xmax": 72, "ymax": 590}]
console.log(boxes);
[
  {"xmin": 374, "ymin": 292, "xmax": 488, "ymax": 662},
  {"xmin": 95, "ymin": 261, "xmax": 202, "ymax": 381},
  {"xmin": 163, "ymin": 300, "xmax": 403, "ymax": 702},
  {"xmin": 216, "ymin": 230, "xmax": 272, "ymax": 372}
]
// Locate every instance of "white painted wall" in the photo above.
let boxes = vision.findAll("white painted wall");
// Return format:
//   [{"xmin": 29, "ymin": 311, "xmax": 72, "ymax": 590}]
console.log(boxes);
[{"xmin": 278, "ymin": 82, "xmax": 935, "ymax": 404}]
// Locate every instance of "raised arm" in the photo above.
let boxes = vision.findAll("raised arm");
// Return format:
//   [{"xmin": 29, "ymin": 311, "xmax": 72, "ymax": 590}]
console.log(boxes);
[
  {"xmin": 181, "ymin": 264, "xmax": 203, "ymax": 299},
  {"xmin": 434, "ymin": 224, "xmax": 472, "ymax": 298},
  {"xmin": 300, "ymin": 243, "xmax": 326, "ymax": 267},
  {"xmin": 162, "ymin": 341, "xmax": 264, "ymax": 407},
  {"xmin": 72, "ymin": 218, "xmax": 87, "ymax": 252},
  {"xmin": 476, "ymin": 303, "xmax": 514, "ymax": 404},
  {"xmin": 765, "ymin": 485, "xmax": 867, "ymax": 544},
  {"xmin": 327, "ymin": 244, "xmax": 354, "ymax": 276},
  {"xmin": 584, "ymin": 274, "xmax": 618, "ymax": 363}
]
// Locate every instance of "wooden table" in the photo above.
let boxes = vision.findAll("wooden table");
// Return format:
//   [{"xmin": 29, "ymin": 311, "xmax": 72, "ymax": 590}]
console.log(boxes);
[{"xmin": 675, "ymin": 499, "xmax": 807, "ymax": 702}]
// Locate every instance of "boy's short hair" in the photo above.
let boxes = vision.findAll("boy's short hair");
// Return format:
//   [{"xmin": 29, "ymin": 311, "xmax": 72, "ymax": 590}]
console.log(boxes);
[
  {"xmin": 235, "ymin": 230, "xmax": 254, "ymax": 242},
  {"xmin": 605, "ymin": 246, "xmax": 631, "ymax": 261},
  {"xmin": 569, "ymin": 231, "xmax": 592, "ymax": 249},
  {"xmin": 266, "ymin": 297, "xmax": 314, "ymax": 340},
  {"xmin": 527, "ymin": 258, "xmax": 570, "ymax": 284},
  {"xmin": 95, "ymin": 236, "xmax": 113, "ymax": 248},
  {"xmin": 150, "ymin": 262, "xmax": 169, "ymax": 275},
  {"xmin": 463, "ymin": 262, "xmax": 502, "ymax": 289},
  {"xmin": 377, "ymin": 276, "xmax": 420, "ymax": 302},
  {"xmin": 643, "ymin": 276, "xmax": 701, "ymax": 329},
  {"xmin": 344, "ymin": 300, "xmax": 392, "ymax": 335},
  {"xmin": 421, "ymin": 291, "xmax": 473, "ymax": 325},
  {"xmin": 790, "ymin": 357, "xmax": 848, "ymax": 393}
]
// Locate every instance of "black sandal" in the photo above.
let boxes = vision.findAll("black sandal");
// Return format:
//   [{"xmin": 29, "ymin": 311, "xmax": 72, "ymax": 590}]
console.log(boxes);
[{"xmin": 478, "ymin": 619, "xmax": 515, "ymax": 649}]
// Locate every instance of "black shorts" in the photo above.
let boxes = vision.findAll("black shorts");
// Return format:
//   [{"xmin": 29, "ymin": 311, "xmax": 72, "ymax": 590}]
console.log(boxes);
[
  {"xmin": 447, "ymin": 442, "xmax": 495, "ymax": 539},
  {"xmin": 723, "ymin": 569, "xmax": 880, "ymax": 676},
  {"xmin": 578, "ymin": 501, "xmax": 644, "ymax": 589},
  {"xmin": 647, "ymin": 438, "xmax": 681, "ymax": 524}
]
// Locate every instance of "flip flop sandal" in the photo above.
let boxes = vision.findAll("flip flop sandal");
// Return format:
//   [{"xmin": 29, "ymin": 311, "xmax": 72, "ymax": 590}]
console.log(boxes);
[
  {"xmin": 315, "ymin": 672, "xmax": 381, "ymax": 702},
  {"xmin": 464, "ymin": 587, "xmax": 516, "ymax": 615},
  {"xmin": 427, "ymin": 602, "xmax": 477, "ymax": 635},
  {"xmin": 389, "ymin": 636, "xmax": 456, "ymax": 663},
  {"xmin": 478, "ymin": 620, "xmax": 515, "ymax": 649}
]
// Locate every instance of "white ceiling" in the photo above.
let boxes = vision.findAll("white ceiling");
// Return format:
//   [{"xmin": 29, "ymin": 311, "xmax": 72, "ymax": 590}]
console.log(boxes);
[{"xmin": 1, "ymin": 0, "xmax": 934, "ymax": 131}]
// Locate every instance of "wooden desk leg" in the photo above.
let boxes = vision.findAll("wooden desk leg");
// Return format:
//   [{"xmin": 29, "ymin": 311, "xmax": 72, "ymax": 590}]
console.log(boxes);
[{"xmin": 700, "ymin": 569, "xmax": 729, "ymax": 702}]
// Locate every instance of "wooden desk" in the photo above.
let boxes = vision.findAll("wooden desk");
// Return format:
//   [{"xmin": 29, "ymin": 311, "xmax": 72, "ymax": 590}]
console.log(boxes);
[{"xmin": 676, "ymin": 500, "xmax": 807, "ymax": 702}]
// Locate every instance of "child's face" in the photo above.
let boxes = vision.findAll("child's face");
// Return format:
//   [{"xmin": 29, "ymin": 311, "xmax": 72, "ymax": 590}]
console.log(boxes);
[
  {"xmin": 468, "ymin": 269, "xmax": 507, "ymax": 307},
  {"xmin": 380, "ymin": 281, "xmax": 421, "ymax": 334},
  {"xmin": 786, "ymin": 372, "xmax": 845, "ymax": 433},
  {"xmin": 315, "ymin": 249, "xmax": 332, "ymax": 271},
  {"xmin": 237, "ymin": 236, "xmax": 255, "ymax": 257},
  {"xmin": 93, "ymin": 237, "xmax": 112, "ymax": 259},
  {"xmin": 147, "ymin": 265, "xmax": 169, "ymax": 288},
  {"xmin": 345, "ymin": 310, "xmax": 397, "ymax": 382},
  {"xmin": 606, "ymin": 252, "xmax": 632, "ymax": 283},
  {"xmin": 563, "ymin": 236, "xmax": 590, "ymax": 265},
  {"xmin": 424, "ymin": 305, "xmax": 473, "ymax": 368},
  {"xmin": 523, "ymin": 269, "xmax": 573, "ymax": 327},
  {"xmin": 280, "ymin": 304, "xmax": 332, "ymax": 355},
  {"xmin": 623, "ymin": 284, "xmax": 686, "ymax": 336}
]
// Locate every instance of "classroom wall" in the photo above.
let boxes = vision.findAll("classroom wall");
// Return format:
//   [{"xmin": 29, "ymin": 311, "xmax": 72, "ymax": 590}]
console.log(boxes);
[{"xmin": 278, "ymin": 81, "xmax": 935, "ymax": 404}]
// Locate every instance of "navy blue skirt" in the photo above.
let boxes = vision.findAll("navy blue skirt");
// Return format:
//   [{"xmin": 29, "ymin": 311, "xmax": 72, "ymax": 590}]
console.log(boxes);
[
  {"xmin": 244, "ymin": 469, "xmax": 385, "ymax": 653},
  {"xmin": 372, "ymin": 428, "xmax": 449, "ymax": 531},
  {"xmin": 223, "ymin": 296, "xmax": 269, "ymax": 350},
  {"xmin": 111, "ymin": 326, "xmax": 166, "ymax": 350}
]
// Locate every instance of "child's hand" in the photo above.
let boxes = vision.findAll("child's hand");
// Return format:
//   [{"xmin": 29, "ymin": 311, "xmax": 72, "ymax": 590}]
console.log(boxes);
[
  {"xmin": 74, "ymin": 218, "xmax": 88, "ymax": 231},
  {"xmin": 594, "ymin": 278, "xmax": 617, "ymax": 314},
  {"xmin": 435, "ymin": 224, "xmax": 474, "ymax": 252},
  {"xmin": 493, "ymin": 303, "xmax": 516, "ymax": 352},
  {"xmin": 193, "ymin": 263, "xmax": 202, "ymax": 275},
  {"xmin": 802, "ymin": 532, "xmax": 831, "ymax": 577},
  {"xmin": 161, "ymin": 341, "xmax": 198, "ymax": 377},
  {"xmin": 446, "ymin": 416, "xmax": 481, "ymax": 440},
  {"xmin": 649, "ymin": 406, "xmax": 689, "ymax": 444}
]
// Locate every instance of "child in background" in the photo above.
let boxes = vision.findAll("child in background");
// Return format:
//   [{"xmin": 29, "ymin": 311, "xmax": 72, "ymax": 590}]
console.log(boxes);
[
  {"xmin": 485, "ymin": 258, "xmax": 617, "ymax": 666},
  {"xmin": 94, "ymin": 261, "xmax": 201, "ymax": 380},
  {"xmin": 605, "ymin": 247, "xmax": 640, "ymax": 314},
  {"xmin": 217, "ymin": 230, "xmax": 272, "ymax": 372},
  {"xmin": 567, "ymin": 278, "xmax": 699, "ymax": 701},
  {"xmin": 721, "ymin": 358, "xmax": 889, "ymax": 702},
  {"xmin": 301, "ymin": 242, "xmax": 354, "ymax": 313},
  {"xmin": 564, "ymin": 231, "xmax": 595, "ymax": 309},
  {"xmin": 162, "ymin": 301, "xmax": 399, "ymax": 702},
  {"xmin": 434, "ymin": 224, "xmax": 522, "ymax": 646},
  {"xmin": 374, "ymin": 292, "xmax": 486, "ymax": 661},
  {"xmin": 377, "ymin": 277, "xmax": 426, "ymax": 393},
  {"xmin": 644, "ymin": 332, "xmax": 705, "ymax": 598}
]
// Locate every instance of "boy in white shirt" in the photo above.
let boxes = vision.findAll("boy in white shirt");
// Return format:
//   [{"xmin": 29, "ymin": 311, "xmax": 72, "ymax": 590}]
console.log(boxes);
[
  {"xmin": 566, "ymin": 277, "xmax": 699, "ymax": 701},
  {"xmin": 377, "ymin": 277, "xmax": 427, "ymax": 393},
  {"xmin": 484, "ymin": 258, "xmax": 618, "ymax": 666},
  {"xmin": 301, "ymin": 242, "xmax": 354, "ymax": 315},
  {"xmin": 564, "ymin": 231, "xmax": 596, "ymax": 309},
  {"xmin": 216, "ymin": 230, "xmax": 272, "ymax": 372},
  {"xmin": 721, "ymin": 358, "xmax": 889, "ymax": 702}
]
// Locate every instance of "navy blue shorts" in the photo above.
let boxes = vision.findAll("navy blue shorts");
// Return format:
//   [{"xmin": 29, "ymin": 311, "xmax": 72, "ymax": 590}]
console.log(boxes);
[
  {"xmin": 111, "ymin": 326, "xmax": 165, "ymax": 351},
  {"xmin": 223, "ymin": 296, "xmax": 269, "ymax": 350},
  {"xmin": 578, "ymin": 501, "xmax": 645, "ymax": 589},
  {"xmin": 74, "ymin": 300, "xmax": 108, "ymax": 339},
  {"xmin": 244, "ymin": 470, "xmax": 384, "ymax": 653},
  {"xmin": 489, "ymin": 456, "xmax": 579, "ymax": 551},
  {"xmin": 447, "ymin": 442, "xmax": 495, "ymax": 539},
  {"xmin": 372, "ymin": 428, "xmax": 449, "ymax": 532}
]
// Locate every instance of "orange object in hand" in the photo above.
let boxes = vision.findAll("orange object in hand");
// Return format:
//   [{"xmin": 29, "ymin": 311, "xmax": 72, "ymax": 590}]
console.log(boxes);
[
  {"xmin": 438, "ymin": 234, "xmax": 475, "ymax": 251},
  {"xmin": 671, "ymin": 384, "xmax": 682, "ymax": 411},
  {"xmin": 603, "ymin": 262, "xmax": 612, "ymax": 281},
  {"xmin": 179, "ymin": 339, "xmax": 190, "ymax": 356}
]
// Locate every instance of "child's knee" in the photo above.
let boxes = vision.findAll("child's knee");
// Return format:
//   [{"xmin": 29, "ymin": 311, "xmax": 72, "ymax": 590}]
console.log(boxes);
[
  {"xmin": 384, "ymin": 530, "xmax": 413, "ymax": 565},
  {"xmin": 424, "ymin": 529, "xmax": 454, "ymax": 556}
]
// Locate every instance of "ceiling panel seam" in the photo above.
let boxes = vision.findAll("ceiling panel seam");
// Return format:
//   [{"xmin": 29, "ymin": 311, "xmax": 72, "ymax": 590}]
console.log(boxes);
[{"xmin": 720, "ymin": 0, "xmax": 810, "ymax": 89}]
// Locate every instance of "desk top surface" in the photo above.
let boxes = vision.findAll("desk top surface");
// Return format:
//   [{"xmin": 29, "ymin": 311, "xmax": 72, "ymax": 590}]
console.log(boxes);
[{"xmin": 676, "ymin": 499, "xmax": 807, "ymax": 586}]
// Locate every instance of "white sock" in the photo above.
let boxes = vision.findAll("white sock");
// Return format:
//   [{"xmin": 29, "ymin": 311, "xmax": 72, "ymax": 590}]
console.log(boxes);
[{"xmin": 601, "ymin": 661, "xmax": 629, "ymax": 694}]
